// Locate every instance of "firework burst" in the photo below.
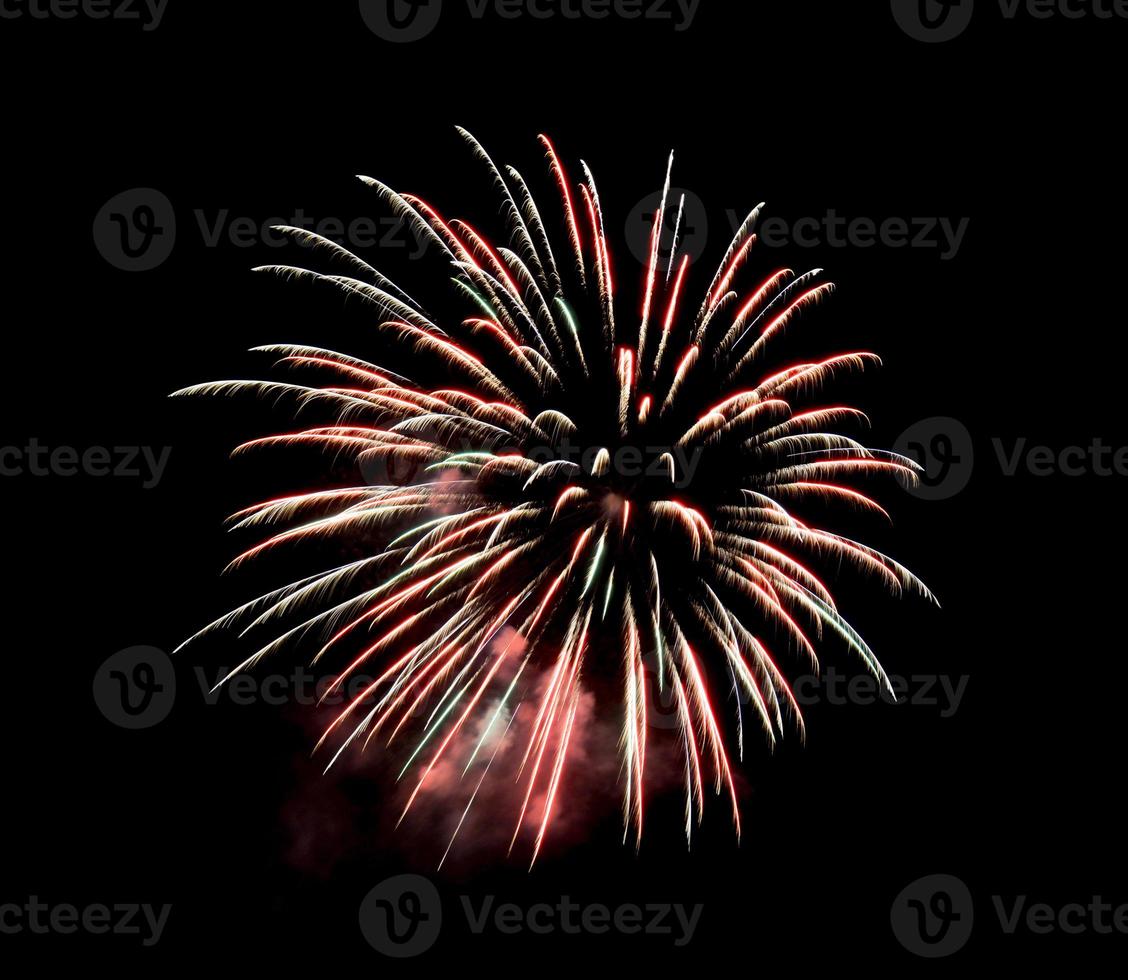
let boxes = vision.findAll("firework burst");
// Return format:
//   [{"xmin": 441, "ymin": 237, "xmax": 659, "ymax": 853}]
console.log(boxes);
[{"xmin": 174, "ymin": 130, "xmax": 934, "ymax": 868}]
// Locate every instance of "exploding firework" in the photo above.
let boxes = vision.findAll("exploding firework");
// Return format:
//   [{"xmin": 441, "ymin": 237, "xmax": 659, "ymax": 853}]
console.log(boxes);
[{"xmin": 174, "ymin": 130, "xmax": 933, "ymax": 868}]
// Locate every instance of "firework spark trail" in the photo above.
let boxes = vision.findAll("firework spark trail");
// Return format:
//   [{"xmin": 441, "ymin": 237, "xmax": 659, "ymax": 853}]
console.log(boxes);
[{"xmin": 174, "ymin": 130, "xmax": 934, "ymax": 867}]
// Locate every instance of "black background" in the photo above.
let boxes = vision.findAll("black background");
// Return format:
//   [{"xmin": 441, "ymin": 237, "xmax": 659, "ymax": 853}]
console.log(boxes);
[{"xmin": 2, "ymin": 0, "xmax": 1125, "ymax": 968}]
